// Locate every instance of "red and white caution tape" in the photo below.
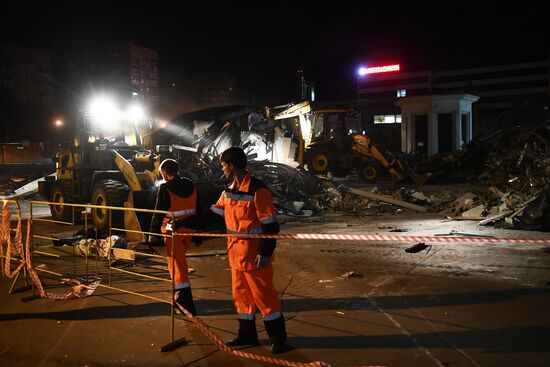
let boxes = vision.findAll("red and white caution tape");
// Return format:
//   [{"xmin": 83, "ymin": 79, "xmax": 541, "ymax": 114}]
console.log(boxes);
[{"xmin": 175, "ymin": 232, "xmax": 550, "ymax": 244}]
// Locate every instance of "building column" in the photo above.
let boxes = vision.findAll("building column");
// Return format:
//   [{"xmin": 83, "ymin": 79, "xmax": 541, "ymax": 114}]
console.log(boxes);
[
  {"xmin": 428, "ymin": 111, "xmax": 438, "ymax": 155},
  {"xmin": 401, "ymin": 113, "xmax": 411, "ymax": 153},
  {"xmin": 467, "ymin": 112, "xmax": 473, "ymax": 143},
  {"xmin": 455, "ymin": 109, "xmax": 462, "ymax": 150}
]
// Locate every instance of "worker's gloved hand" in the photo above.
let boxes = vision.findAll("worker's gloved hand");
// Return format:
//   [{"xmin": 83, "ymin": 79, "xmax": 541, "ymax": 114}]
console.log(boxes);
[
  {"xmin": 192, "ymin": 236, "xmax": 203, "ymax": 247},
  {"xmin": 255, "ymin": 254, "xmax": 270, "ymax": 269}
]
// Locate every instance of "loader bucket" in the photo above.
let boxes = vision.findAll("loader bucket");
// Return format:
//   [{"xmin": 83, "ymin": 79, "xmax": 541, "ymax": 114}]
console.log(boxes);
[{"xmin": 124, "ymin": 191, "xmax": 146, "ymax": 242}]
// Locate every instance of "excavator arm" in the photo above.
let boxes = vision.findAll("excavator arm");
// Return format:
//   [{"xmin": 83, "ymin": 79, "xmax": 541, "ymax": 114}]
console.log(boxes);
[
  {"xmin": 268, "ymin": 101, "xmax": 312, "ymax": 120},
  {"xmin": 352, "ymin": 134, "xmax": 408, "ymax": 181},
  {"xmin": 267, "ymin": 101, "xmax": 312, "ymax": 166}
]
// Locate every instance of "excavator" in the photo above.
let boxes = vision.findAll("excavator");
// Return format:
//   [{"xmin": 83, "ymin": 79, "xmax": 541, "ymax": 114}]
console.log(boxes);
[{"xmin": 267, "ymin": 101, "xmax": 410, "ymax": 182}]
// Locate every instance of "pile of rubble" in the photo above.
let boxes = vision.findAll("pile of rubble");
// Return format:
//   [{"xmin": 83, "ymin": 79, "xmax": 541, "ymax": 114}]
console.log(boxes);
[
  {"xmin": 406, "ymin": 123, "xmax": 550, "ymax": 230},
  {"xmin": 309, "ymin": 182, "xmax": 454, "ymax": 215},
  {"xmin": 247, "ymin": 161, "xmax": 319, "ymax": 216},
  {"xmin": 165, "ymin": 119, "xmax": 549, "ymax": 231}
]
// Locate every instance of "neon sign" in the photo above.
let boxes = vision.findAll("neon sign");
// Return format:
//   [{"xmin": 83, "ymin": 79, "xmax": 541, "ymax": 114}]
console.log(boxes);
[{"xmin": 358, "ymin": 64, "xmax": 400, "ymax": 76}]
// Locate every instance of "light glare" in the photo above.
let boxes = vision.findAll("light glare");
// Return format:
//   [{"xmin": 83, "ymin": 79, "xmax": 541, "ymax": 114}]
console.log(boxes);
[
  {"xmin": 128, "ymin": 105, "xmax": 144, "ymax": 121},
  {"xmin": 89, "ymin": 96, "xmax": 118, "ymax": 126}
]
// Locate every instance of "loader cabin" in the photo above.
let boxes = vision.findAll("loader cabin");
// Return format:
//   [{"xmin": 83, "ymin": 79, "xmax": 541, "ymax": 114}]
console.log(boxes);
[
  {"xmin": 308, "ymin": 108, "xmax": 361, "ymax": 148},
  {"xmin": 68, "ymin": 103, "xmax": 154, "ymax": 173},
  {"xmin": 80, "ymin": 107, "xmax": 153, "ymax": 149}
]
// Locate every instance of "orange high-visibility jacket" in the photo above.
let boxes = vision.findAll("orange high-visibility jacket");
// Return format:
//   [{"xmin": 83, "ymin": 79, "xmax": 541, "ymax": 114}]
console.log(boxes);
[
  {"xmin": 211, "ymin": 172, "xmax": 278, "ymax": 271},
  {"xmin": 161, "ymin": 189, "xmax": 197, "ymax": 234}
]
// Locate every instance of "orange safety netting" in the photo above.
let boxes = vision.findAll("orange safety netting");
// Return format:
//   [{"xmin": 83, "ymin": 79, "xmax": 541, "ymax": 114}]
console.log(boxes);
[
  {"xmin": 1, "ymin": 202, "xmax": 25, "ymax": 278},
  {"xmin": 1, "ymin": 201, "xmax": 98, "ymax": 299}
]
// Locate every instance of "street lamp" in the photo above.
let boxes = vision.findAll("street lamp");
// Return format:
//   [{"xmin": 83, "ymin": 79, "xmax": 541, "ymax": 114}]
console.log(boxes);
[{"xmin": 55, "ymin": 119, "xmax": 63, "ymax": 127}]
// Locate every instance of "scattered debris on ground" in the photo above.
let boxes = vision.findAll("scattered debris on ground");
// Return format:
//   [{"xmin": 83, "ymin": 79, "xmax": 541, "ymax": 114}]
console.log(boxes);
[
  {"xmin": 4, "ymin": 122, "xmax": 549, "ymax": 231},
  {"xmin": 408, "ymin": 123, "xmax": 550, "ymax": 230}
]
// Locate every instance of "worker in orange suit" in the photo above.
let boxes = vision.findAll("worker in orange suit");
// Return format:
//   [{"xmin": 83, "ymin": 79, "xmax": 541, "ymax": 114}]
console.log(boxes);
[
  {"xmin": 150, "ymin": 159, "xmax": 202, "ymax": 316},
  {"xmin": 210, "ymin": 147, "xmax": 288, "ymax": 354}
]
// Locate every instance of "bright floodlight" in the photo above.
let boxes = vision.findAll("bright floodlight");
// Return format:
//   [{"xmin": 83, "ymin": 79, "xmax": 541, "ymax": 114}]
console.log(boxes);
[
  {"xmin": 54, "ymin": 119, "xmax": 63, "ymax": 127},
  {"xmin": 128, "ymin": 104, "xmax": 145, "ymax": 121},
  {"xmin": 357, "ymin": 66, "xmax": 368, "ymax": 76},
  {"xmin": 88, "ymin": 96, "xmax": 118, "ymax": 126}
]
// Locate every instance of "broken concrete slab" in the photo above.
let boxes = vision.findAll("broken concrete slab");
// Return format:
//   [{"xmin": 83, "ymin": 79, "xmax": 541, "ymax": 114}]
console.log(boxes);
[
  {"xmin": 344, "ymin": 186, "xmax": 429, "ymax": 213},
  {"xmin": 462, "ymin": 204, "xmax": 485, "ymax": 218}
]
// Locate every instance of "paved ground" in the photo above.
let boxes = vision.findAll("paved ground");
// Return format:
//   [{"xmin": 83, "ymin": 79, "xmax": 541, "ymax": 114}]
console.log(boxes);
[{"xmin": 2, "ymin": 203, "xmax": 550, "ymax": 366}]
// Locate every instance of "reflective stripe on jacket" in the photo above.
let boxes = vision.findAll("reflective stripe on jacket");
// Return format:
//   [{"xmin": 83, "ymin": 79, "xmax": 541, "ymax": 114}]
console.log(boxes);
[
  {"xmin": 211, "ymin": 172, "xmax": 277, "ymax": 270},
  {"xmin": 161, "ymin": 189, "xmax": 197, "ymax": 234}
]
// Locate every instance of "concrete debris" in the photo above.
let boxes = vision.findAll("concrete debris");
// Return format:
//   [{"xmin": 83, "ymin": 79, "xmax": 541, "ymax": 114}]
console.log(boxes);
[
  {"xmin": 73, "ymin": 235, "xmax": 127, "ymax": 258},
  {"xmin": 410, "ymin": 191, "xmax": 431, "ymax": 203},
  {"xmin": 341, "ymin": 271, "xmax": 363, "ymax": 278},
  {"xmin": 343, "ymin": 186, "xmax": 429, "ymax": 213},
  {"xmin": 445, "ymin": 216, "xmax": 483, "ymax": 221},
  {"xmin": 461, "ymin": 204, "xmax": 486, "ymax": 218},
  {"xmin": 247, "ymin": 161, "xmax": 320, "ymax": 216},
  {"xmin": 409, "ymin": 123, "xmax": 550, "ymax": 231}
]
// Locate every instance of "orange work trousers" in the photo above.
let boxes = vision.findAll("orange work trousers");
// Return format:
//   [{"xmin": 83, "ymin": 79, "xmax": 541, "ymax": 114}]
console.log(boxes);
[
  {"xmin": 164, "ymin": 228, "xmax": 192, "ymax": 284},
  {"xmin": 231, "ymin": 264, "xmax": 281, "ymax": 316}
]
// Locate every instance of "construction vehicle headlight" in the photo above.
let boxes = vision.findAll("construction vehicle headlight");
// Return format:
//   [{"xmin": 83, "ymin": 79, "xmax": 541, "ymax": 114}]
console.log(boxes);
[
  {"xmin": 127, "ymin": 104, "xmax": 145, "ymax": 122},
  {"xmin": 88, "ymin": 96, "xmax": 119, "ymax": 127}
]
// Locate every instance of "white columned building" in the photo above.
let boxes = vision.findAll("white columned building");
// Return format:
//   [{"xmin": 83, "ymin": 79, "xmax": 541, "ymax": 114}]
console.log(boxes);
[{"xmin": 395, "ymin": 94, "xmax": 479, "ymax": 155}]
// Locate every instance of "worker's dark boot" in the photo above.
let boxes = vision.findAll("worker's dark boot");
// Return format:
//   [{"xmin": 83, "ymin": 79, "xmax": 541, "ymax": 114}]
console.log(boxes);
[
  {"xmin": 174, "ymin": 287, "xmax": 197, "ymax": 316},
  {"xmin": 226, "ymin": 319, "xmax": 259, "ymax": 346},
  {"xmin": 264, "ymin": 316, "xmax": 289, "ymax": 354}
]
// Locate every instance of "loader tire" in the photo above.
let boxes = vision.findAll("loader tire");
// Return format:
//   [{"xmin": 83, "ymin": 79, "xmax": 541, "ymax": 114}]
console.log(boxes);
[
  {"xmin": 49, "ymin": 182, "xmax": 74, "ymax": 223},
  {"xmin": 358, "ymin": 160, "xmax": 380, "ymax": 182},
  {"xmin": 91, "ymin": 180, "xmax": 130, "ymax": 234},
  {"xmin": 307, "ymin": 148, "xmax": 334, "ymax": 175}
]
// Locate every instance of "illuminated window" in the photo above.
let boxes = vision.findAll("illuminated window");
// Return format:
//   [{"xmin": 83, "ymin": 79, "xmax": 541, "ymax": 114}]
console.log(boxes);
[
  {"xmin": 397, "ymin": 89, "xmax": 406, "ymax": 97},
  {"xmin": 374, "ymin": 115, "xmax": 402, "ymax": 124}
]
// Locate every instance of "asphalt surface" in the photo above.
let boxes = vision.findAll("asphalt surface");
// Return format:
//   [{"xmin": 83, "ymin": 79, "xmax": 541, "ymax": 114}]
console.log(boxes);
[{"xmin": 1, "ymin": 206, "xmax": 550, "ymax": 367}]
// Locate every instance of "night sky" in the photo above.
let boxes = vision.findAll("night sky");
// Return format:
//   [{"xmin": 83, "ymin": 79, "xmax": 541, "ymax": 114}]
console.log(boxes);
[{"xmin": 2, "ymin": 0, "xmax": 549, "ymax": 103}]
